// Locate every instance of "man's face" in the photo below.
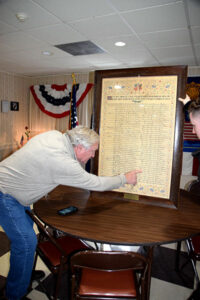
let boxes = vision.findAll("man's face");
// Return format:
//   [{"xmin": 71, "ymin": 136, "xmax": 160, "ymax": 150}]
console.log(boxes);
[
  {"xmin": 189, "ymin": 112, "xmax": 200, "ymax": 139},
  {"xmin": 75, "ymin": 142, "xmax": 99, "ymax": 164}
]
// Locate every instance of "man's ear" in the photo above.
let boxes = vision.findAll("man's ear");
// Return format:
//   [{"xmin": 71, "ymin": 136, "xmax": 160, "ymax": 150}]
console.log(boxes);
[
  {"xmin": 74, "ymin": 144, "xmax": 84, "ymax": 155},
  {"xmin": 77, "ymin": 144, "xmax": 84, "ymax": 151}
]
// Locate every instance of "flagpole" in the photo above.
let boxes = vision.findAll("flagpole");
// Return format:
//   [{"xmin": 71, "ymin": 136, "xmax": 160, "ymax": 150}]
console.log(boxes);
[
  {"xmin": 72, "ymin": 73, "xmax": 76, "ymax": 85},
  {"xmin": 69, "ymin": 73, "xmax": 77, "ymax": 129}
]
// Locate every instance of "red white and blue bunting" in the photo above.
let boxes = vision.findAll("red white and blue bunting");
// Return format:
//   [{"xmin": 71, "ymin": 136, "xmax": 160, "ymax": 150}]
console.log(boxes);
[{"xmin": 30, "ymin": 83, "xmax": 93, "ymax": 118}]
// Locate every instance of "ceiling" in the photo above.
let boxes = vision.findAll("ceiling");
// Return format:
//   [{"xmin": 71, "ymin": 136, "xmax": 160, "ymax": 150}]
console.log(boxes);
[{"xmin": 0, "ymin": 0, "xmax": 199, "ymax": 76}]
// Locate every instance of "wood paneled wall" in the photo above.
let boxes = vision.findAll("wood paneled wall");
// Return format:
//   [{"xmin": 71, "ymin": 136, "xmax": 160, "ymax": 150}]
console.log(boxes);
[
  {"xmin": 0, "ymin": 71, "xmax": 94, "ymax": 161},
  {"xmin": 0, "ymin": 71, "xmax": 31, "ymax": 160}
]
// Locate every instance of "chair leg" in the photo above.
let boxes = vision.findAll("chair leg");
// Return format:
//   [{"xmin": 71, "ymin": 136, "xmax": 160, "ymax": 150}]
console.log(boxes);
[
  {"xmin": 52, "ymin": 273, "xmax": 59, "ymax": 300},
  {"xmin": 146, "ymin": 246, "xmax": 154, "ymax": 300},
  {"xmin": 28, "ymin": 252, "xmax": 38, "ymax": 291},
  {"xmin": 53, "ymin": 263, "xmax": 65, "ymax": 300},
  {"xmin": 185, "ymin": 240, "xmax": 200, "ymax": 285},
  {"xmin": 30, "ymin": 254, "xmax": 53, "ymax": 300},
  {"xmin": 175, "ymin": 241, "xmax": 182, "ymax": 271}
]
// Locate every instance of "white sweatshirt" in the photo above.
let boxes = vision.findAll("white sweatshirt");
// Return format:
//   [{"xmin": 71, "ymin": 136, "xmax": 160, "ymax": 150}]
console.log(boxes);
[{"xmin": 0, "ymin": 130, "xmax": 126, "ymax": 206}]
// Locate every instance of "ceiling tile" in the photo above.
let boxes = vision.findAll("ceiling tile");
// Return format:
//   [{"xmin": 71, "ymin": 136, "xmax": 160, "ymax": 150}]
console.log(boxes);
[
  {"xmin": 122, "ymin": 2, "xmax": 187, "ymax": 34},
  {"xmin": 151, "ymin": 45, "xmax": 194, "ymax": 59},
  {"xmin": 0, "ymin": 43, "xmax": 13, "ymax": 54},
  {"xmin": 93, "ymin": 35, "xmax": 145, "ymax": 54},
  {"xmin": 139, "ymin": 28, "xmax": 191, "ymax": 49},
  {"xmin": 191, "ymin": 27, "xmax": 200, "ymax": 44},
  {"xmin": 0, "ymin": 20, "xmax": 19, "ymax": 35},
  {"xmin": 48, "ymin": 56, "xmax": 93, "ymax": 69},
  {"xmin": 187, "ymin": 0, "xmax": 200, "ymax": 27},
  {"xmin": 158, "ymin": 56, "xmax": 196, "ymax": 66},
  {"xmin": 69, "ymin": 15, "xmax": 132, "ymax": 39},
  {"xmin": 0, "ymin": 32, "xmax": 47, "ymax": 50},
  {"xmin": 81, "ymin": 53, "xmax": 122, "ymax": 67},
  {"xmin": 116, "ymin": 48, "xmax": 158, "ymax": 66},
  {"xmin": 194, "ymin": 44, "xmax": 200, "ymax": 56},
  {"xmin": 27, "ymin": 24, "xmax": 86, "ymax": 45},
  {"xmin": 109, "ymin": 0, "xmax": 179, "ymax": 12},
  {"xmin": 32, "ymin": 0, "xmax": 114, "ymax": 22},
  {"xmin": 3, "ymin": 46, "xmax": 71, "ymax": 62},
  {"xmin": 0, "ymin": 0, "xmax": 61, "ymax": 29}
]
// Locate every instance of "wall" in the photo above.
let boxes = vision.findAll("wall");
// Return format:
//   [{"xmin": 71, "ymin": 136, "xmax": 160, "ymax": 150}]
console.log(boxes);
[
  {"xmin": 1, "ymin": 66, "xmax": 200, "ymax": 162},
  {"xmin": 0, "ymin": 71, "xmax": 31, "ymax": 161},
  {"xmin": 0, "ymin": 71, "xmax": 94, "ymax": 161},
  {"xmin": 188, "ymin": 66, "xmax": 200, "ymax": 76}
]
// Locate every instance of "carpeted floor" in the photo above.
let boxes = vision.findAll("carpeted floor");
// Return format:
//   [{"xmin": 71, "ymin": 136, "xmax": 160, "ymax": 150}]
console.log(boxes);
[{"xmin": 152, "ymin": 245, "xmax": 194, "ymax": 289}]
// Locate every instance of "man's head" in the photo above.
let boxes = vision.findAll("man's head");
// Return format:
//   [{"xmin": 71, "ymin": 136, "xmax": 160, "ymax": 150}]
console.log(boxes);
[
  {"xmin": 67, "ymin": 126, "xmax": 99, "ymax": 164},
  {"xmin": 189, "ymin": 100, "xmax": 200, "ymax": 139}
]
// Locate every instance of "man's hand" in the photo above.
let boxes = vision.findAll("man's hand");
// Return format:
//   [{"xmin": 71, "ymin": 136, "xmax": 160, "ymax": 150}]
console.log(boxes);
[
  {"xmin": 125, "ymin": 170, "xmax": 142, "ymax": 185},
  {"xmin": 178, "ymin": 94, "xmax": 191, "ymax": 105}
]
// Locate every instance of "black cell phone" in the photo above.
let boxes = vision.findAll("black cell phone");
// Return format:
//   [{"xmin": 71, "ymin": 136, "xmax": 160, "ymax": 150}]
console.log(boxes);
[{"xmin": 57, "ymin": 206, "xmax": 78, "ymax": 216}]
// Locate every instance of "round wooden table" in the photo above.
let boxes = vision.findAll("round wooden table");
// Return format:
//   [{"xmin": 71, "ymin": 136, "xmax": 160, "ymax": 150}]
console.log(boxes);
[{"xmin": 33, "ymin": 185, "xmax": 200, "ymax": 246}]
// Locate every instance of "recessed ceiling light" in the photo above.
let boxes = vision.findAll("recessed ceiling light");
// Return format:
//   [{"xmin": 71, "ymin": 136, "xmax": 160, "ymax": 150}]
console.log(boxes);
[
  {"xmin": 42, "ymin": 51, "xmax": 53, "ymax": 56},
  {"xmin": 16, "ymin": 12, "xmax": 28, "ymax": 22},
  {"xmin": 115, "ymin": 41, "xmax": 126, "ymax": 47}
]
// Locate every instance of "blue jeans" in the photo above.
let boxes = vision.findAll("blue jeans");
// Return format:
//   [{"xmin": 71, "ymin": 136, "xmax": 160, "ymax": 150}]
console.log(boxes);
[{"xmin": 0, "ymin": 192, "xmax": 37, "ymax": 300}]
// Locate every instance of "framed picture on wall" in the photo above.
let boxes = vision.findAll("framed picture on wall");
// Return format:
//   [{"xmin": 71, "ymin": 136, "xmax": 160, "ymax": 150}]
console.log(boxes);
[{"xmin": 10, "ymin": 101, "xmax": 19, "ymax": 111}]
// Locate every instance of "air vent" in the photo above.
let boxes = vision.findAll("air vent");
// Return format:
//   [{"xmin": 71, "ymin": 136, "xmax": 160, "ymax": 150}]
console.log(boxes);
[{"xmin": 55, "ymin": 40, "xmax": 104, "ymax": 56}]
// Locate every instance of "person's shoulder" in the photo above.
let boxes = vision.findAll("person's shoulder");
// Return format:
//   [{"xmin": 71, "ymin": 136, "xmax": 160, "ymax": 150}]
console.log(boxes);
[
  {"xmin": 44, "ymin": 130, "xmax": 62, "ymax": 137},
  {"xmin": 28, "ymin": 130, "xmax": 63, "ymax": 146},
  {"xmin": 34, "ymin": 130, "xmax": 62, "ymax": 139}
]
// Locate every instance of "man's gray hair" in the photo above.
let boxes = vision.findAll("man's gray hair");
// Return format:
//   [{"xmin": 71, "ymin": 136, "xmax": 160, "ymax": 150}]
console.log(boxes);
[{"xmin": 67, "ymin": 126, "xmax": 99, "ymax": 149}]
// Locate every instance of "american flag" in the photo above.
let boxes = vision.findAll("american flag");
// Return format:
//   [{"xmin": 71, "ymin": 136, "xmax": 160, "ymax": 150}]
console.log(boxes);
[
  {"xmin": 183, "ymin": 121, "xmax": 199, "ymax": 141},
  {"xmin": 69, "ymin": 84, "xmax": 79, "ymax": 129}
]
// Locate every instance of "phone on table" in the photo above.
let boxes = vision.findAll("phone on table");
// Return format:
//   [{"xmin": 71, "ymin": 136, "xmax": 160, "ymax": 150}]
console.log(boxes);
[{"xmin": 57, "ymin": 206, "xmax": 78, "ymax": 216}]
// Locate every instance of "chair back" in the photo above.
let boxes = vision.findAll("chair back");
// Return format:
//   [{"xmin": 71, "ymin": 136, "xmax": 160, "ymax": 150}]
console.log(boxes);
[
  {"xmin": 70, "ymin": 248, "xmax": 153, "ymax": 300},
  {"xmin": 26, "ymin": 209, "xmax": 68, "ymax": 258},
  {"xmin": 187, "ymin": 179, "xmax": 200, "ymax": 195},
  {"xmin": 26, "ymin": 209, "xmax": 93, "ymax": 300},
  {"xmin": 71, "ymin": 250, "xmax": 147, "ymax": 271}
]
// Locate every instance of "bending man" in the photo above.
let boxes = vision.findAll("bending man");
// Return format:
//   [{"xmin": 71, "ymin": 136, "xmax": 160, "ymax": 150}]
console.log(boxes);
[{"xmin": 0, "ymin": 126, "xmax": 141, "ymax": 300}]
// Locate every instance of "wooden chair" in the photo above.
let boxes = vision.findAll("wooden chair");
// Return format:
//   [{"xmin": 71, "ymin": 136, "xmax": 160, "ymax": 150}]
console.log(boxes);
[
  {"xmin": 175, "ymin": 180, "xmax": 200, "ymax": 286},
  {"xmin": 176, "ymin": 236, "xmax": 200, "ymax": 287},
  {"xmin": 26, "ymin": 210, "xmax": 93, "ymax": 300},
  {"xmin": 70, "ymin": 247, "xmax": 153, "ymax": 300}
]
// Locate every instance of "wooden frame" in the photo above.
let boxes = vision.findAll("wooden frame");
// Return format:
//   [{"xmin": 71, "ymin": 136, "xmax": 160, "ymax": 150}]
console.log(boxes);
[{"xmin": 91, "ymin": 66, "xmax": 188, "ymax": 208}]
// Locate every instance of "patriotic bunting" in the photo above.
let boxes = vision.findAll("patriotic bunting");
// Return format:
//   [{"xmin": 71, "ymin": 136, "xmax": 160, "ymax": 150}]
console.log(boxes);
[{"xmin": 30, "ymin": 83, "xmax": 93, "ymax": 118}]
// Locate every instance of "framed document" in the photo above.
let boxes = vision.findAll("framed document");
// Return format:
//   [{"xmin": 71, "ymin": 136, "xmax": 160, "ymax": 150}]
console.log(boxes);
[{"xmin": 91, "ymin": 66, "xmax": 188, "ymax": 208}]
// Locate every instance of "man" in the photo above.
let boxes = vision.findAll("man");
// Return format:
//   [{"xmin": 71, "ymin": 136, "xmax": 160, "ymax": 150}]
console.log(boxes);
[
  {"xmin": 0, "ymin": 126, "xmax": 141, "ymax": 300},
  {"xmin": 187, "ymin": 101, "xmax": 200, "ymax": 300},
  {"xmin": 179, "ymin": 97, "xmax": 200, "ymax": 300}
]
